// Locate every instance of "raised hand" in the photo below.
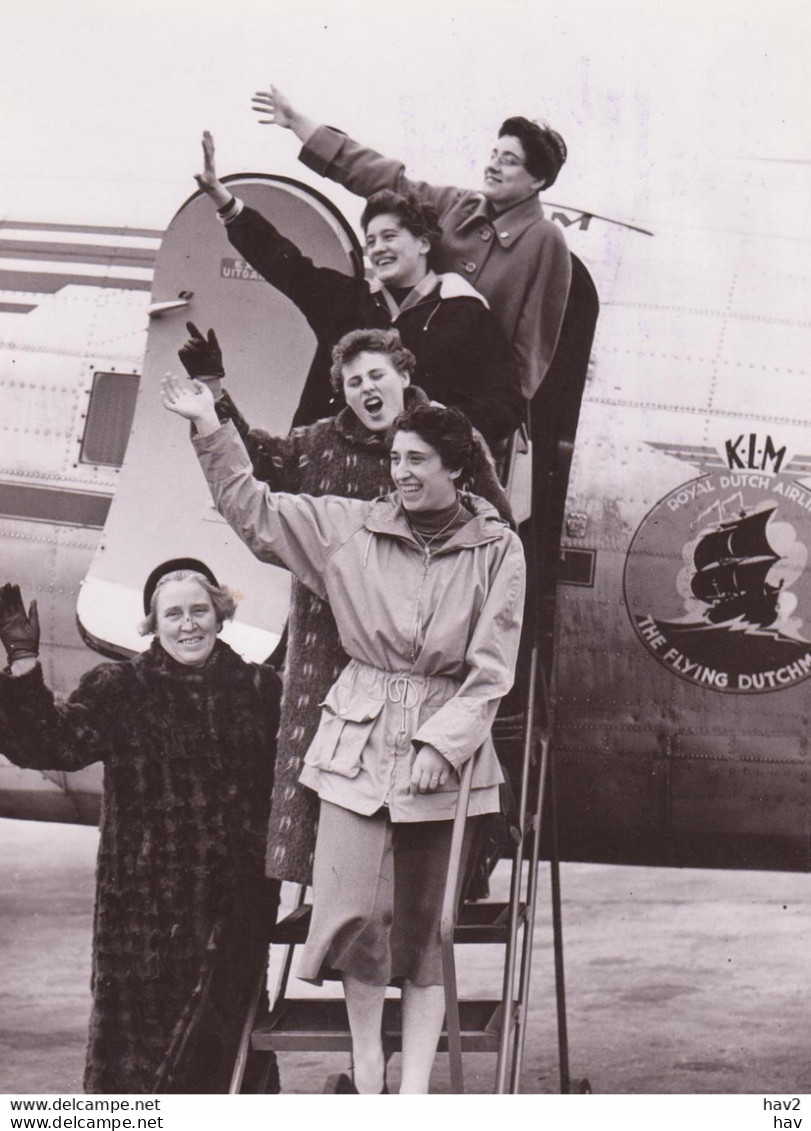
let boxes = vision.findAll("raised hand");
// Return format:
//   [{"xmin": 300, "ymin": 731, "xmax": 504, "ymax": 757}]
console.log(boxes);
[
  {"xmin": 251, "ymin": 84, "xmax": 295, "ymax": 127},
  {"xmin": 0, "ymin": 583, "xmax": 40, "ymax": 663},
  {"xmin": 161, "ymin": 372, "xmax": 218, "ymax": 434},
  {"xmin": 251, "ymin": 85, "xmax": 318, "ymax": 145},
  {"xmin": 193, "ymin": 132, "xmax": 232, "ymax": 209},
  {"xmin": 178, "ymin": 322, "xmax": 225, "ymax": 380}
]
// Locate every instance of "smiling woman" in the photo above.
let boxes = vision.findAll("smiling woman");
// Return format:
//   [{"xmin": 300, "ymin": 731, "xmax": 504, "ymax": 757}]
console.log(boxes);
[
  {"xmin": 192, "ymin": 131, "xmax": 523, "ymax": 445},
  {"xmin": 0, "ymin": 571, "xmax": 281, "ymax": 1094},
  {"xmin": 173, "ymin": 325, "xmax": 512, "ymax": 892},
  {"xmin": 482, "ymin": 118, "xmax": 567, "ymax": 210},
  {"xmin": 163, "ymin": 381, "xmax": 526, "ymax": 1093},
  {"xmin": 390, "ymin": 430, "xmax": 461, "ymax": 514},
  {"xmin": 140, "ymin": 561, "xmax": 236, "ymax": 667},
  {"xmin": 256, "ymin": 85, "xmax": 572, "ymax": 398},
  {"xmin": 360, "ymin": 189, "xmax": 440, "ymax": 286}
]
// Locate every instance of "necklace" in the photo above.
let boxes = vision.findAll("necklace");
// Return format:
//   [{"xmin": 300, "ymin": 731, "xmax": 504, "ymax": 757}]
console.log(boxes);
[{"xmin": 407, "ymin": 500, "xmax": 464, "ymax": 555}]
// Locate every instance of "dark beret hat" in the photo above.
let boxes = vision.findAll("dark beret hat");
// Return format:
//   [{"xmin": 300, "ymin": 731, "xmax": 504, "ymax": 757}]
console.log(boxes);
[{"xmin": 142, "ymin": 558, "xmax": 219, "ymax": 615}]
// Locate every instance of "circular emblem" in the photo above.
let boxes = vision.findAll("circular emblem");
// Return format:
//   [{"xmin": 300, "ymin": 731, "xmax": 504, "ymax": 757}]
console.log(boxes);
[{"xmin": 624, "ymin": 470, "xmax": 811, "ymax": 693}]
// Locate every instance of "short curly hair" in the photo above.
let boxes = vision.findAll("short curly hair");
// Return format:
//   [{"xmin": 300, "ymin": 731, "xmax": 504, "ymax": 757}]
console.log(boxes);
[
  {"xmin": 387, "ymin": 403, "xmax": 486, "ymax": 484},
  {"xmin": 360, "ymin": 190, "xmax": 443, "ymax": 269},
  {"xmin": 139, "ymin": 570, "xmax": 236, "ymax": 636},
  {"xmin": 329, "ymin": 327, "xmax": 416, "ymax": 395},
  {"xmin": 499, "ymin": 116, "xmax": 567, "ymax": 189}
]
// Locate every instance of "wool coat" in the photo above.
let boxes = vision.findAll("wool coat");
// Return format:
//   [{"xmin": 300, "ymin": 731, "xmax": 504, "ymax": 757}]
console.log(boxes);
[
  {"xmin": 219, "ymin": 198, "xmax": 524, "ymax": 443},
  {"xmin": 0, "ymin": 640, "xmax": 280, "ymax": 1094},
  {"xmin": 193, "ymin": 422, "xmax": 526, "ymax": 823},
  {"xmin": 215, "ymin": 387, "xmax": 513, "ymax": 880},
  {"xmin": 299, "ymin": 124, "xmax": 573, "ymax": 398}
]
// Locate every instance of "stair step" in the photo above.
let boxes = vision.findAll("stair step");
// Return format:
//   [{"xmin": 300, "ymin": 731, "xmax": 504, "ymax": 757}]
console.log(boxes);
[
  {"xmin": 458, "ymin": 901, "xmax": 527, "ymax": 942},
  {"xmin": 271, "ymin": 902, "xmax": 525, "ymax": 946},
  {"xmin": 252, "ymin": 998, "xmax": 504, "ymax": 1053}
]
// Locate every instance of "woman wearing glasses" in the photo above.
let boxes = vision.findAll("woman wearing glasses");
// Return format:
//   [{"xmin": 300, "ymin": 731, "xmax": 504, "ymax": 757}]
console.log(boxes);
[{"xmin": 251, "ymin": 86, "xmax": 572, "ymax": 399}]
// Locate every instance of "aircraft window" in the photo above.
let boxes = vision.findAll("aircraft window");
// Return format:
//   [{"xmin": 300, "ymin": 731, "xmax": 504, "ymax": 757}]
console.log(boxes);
[{"xmin": 80, "ymin": 372, "xmax": 140, "ymax": 467}]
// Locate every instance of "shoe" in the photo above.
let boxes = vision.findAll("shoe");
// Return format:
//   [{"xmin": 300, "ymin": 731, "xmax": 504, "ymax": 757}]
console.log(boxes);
[{"xmin": 333, "ymin": 1071, "xmax": 388, "ymax": 1094}]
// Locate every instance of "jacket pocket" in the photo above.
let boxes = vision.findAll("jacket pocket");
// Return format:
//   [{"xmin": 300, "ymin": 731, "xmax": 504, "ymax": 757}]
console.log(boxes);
[
  {"xmin": 304, "ymin": 683, "xmax": 385, "ymax": 779},
  {"xmin": 470, "ymin": 738, "xmax": 506, "ymax": 789}
]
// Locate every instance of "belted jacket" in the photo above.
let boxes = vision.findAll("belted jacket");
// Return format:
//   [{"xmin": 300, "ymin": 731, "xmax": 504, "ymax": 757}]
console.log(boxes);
[
  {"xmin": 212, "ymin": 385, "xmax": 512, "ymax": 882},
  {"xmin": 194, "ymin": 422, "xmax": 526, "ymax": 822},
  {"xmin": 299, "ymin": 125, "xmax": 573, "ymax": 398}
]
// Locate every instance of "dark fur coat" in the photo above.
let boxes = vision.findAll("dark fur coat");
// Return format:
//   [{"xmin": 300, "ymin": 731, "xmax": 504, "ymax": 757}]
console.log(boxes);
[{"xmin": 0, "ymin": 639, "xmax": 280, "ymax": 1093}]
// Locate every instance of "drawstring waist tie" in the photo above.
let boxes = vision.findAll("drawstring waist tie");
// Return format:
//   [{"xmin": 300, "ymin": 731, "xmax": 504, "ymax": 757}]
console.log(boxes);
[{"xmin": 340, "ymin": 659, "xmax": 460, "ymax": 736}]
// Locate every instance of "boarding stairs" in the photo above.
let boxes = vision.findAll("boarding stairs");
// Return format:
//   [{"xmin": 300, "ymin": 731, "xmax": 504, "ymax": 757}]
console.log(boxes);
[
  {"xmin": 227, "ymin": 253, "xmax": 598, "ymax": 1094},
  {"xmin": 227, "ymin": 649, "xmax": 570, "ymax": 1094}
]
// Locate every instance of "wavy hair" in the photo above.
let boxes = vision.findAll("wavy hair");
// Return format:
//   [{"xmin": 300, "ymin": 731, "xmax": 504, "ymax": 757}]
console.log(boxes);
[
  {"xmin": 360, "ymin": 189, "xmax": 443, "ymax": 270},
  {"xmin": 139, "ymin": 570, "xmax": 236, "ymax": 636},
  {"xmin": 387, "ymin": 403, "xmax": 488, "ymax": 485},
  {"xmin": 499, "ymin": 116, "xmax": 567, "ymax": 189},
  {"xmin": 329, "ymin": 327, "xmax": 416, "ymax": 395}
]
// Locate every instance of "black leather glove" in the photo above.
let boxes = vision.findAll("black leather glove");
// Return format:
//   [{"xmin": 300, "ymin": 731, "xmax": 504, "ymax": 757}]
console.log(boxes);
[
  {"xmin": 0, "ymin": 583, "xmax": 40, "ymax": 663},
  {"xmin": 177, "ymin": 322, "xmax": 225, "ymax": 380}
]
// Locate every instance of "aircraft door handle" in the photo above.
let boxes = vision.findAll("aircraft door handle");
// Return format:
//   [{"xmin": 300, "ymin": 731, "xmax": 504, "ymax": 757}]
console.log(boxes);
[{"xmin": 147, "ymin": 292, "xmax": 194, "ymax": 318}]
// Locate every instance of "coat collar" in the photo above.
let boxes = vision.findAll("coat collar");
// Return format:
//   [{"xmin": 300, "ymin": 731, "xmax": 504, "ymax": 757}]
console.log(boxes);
[
  {"xmin": 368, "ymin": 268, "xmax": 438, "ymax": 300},
  {"xmin": 433, "ymin": 272, "xmax": 489, "ymax": 305},
  {"xmin": 137, "ymin": 637, "xmax": 247, "ymax": 681},
  {"xmin": 454, "ymin": 192, "xmax": 545, "ymax": 248},
  {"xmin": 368, "ymin": 269, "xmax": 440, "ymax": 319},
  {"xmin": 363, "ymin": 491, "xmax": 506, "ymax": 551},
  {"xmin": 368, "ymin": 268, "xmax": 487, "ymax": 318}
]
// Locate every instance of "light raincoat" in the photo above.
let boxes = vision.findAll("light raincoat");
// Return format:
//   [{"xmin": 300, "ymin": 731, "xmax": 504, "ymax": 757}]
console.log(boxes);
[{"xmin": 194, "ymin": 422, "xmax": 525, "ymax": 821}]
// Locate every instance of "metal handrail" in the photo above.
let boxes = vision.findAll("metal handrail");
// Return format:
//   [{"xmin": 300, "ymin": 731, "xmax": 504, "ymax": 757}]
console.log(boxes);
[
  {"xmin": 228, "ymin": 964, "xmax": 267, "ymax": 1094},
  {"xmin": 509, "ymin": 731, "xmax": 550, "ymax": 1091},
  {"xmin": 270, "ymin": 884, "xmax": 308, "ymax": 1011},
  {"xmin": 439, "ymin": 756, "xmax": 475, "ymax": 1094},
  {"xmin": 493, "ymin": 643, "xmax": 537, "ymax": 1092},
  {"xmin": 228, "ymin": 883, "xmax": 308, "ymax": 1093}
]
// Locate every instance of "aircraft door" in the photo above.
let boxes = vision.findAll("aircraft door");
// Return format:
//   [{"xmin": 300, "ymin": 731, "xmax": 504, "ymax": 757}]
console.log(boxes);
[{"xmin": 78, "ymin": 177, "xmax": 362, "ymax": 660}]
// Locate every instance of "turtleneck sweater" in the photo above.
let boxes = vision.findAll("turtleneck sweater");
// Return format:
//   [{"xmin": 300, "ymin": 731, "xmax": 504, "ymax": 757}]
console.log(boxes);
[{"xmin": 405, "ymin": 495, "xmax": 472, "ymax": 550}]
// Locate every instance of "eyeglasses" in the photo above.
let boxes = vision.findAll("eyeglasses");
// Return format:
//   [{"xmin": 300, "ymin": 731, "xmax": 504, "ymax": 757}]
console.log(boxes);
[{"xmin": 488, "ymin": 148, "xmax": 525, "ymax": 169}]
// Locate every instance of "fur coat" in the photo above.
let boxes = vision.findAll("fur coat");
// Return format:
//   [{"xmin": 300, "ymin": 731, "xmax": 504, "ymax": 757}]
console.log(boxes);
[{"xmin": 0, "ymin": 639, "xmax": 280, "ymax": 1093}]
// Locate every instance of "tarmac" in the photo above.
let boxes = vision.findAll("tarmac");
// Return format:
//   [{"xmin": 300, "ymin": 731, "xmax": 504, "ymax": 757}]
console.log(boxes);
[{"xmin": 1, "ymin": 816, "xmax": 809, "ymax": 1096}]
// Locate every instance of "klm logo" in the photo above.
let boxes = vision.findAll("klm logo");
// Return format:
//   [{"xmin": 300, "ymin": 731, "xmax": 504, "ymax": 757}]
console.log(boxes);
[
  {"xmin": 550, "ymin": 210, "xmax": 592, "ymax": 231},
  {"xmin": 725, "ymin": 433, "xmax": 786, "ymax": 473}
]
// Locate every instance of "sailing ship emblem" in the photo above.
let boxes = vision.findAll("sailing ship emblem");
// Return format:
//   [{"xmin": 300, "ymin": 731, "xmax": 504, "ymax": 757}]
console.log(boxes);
[
  {"xmin": 690, "ymin": 507, "xmax": 783, "ymax": 627},
  {"xmin": 624, "ymin": 469, "xmax": 811, "ymax": 695}
]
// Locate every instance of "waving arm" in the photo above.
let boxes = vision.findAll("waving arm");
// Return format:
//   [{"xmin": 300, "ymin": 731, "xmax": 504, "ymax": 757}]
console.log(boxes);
[
  {"xmin": 251, "ymin": 84, "xmax": 319, "ymax": 146},
  {"xmin": 299, "ymin": 124, "xmax": 463, "ymax": 216},
  {"xmin": 0, "ymin": 662, "xmax": 120, "ymax": 771},
  {"xmin": 190, "ymin": 421, "xmax": 364, "ymax": 598},
  {"xmin": 194, "ymin": 130, "xmax": 234, "ymax": 210}
]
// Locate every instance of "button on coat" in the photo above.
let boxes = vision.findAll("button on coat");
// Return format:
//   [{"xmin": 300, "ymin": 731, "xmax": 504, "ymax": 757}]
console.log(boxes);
[{"xmin": 299, "ymin": 125, "xmax": 573, "ymax": 398}]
